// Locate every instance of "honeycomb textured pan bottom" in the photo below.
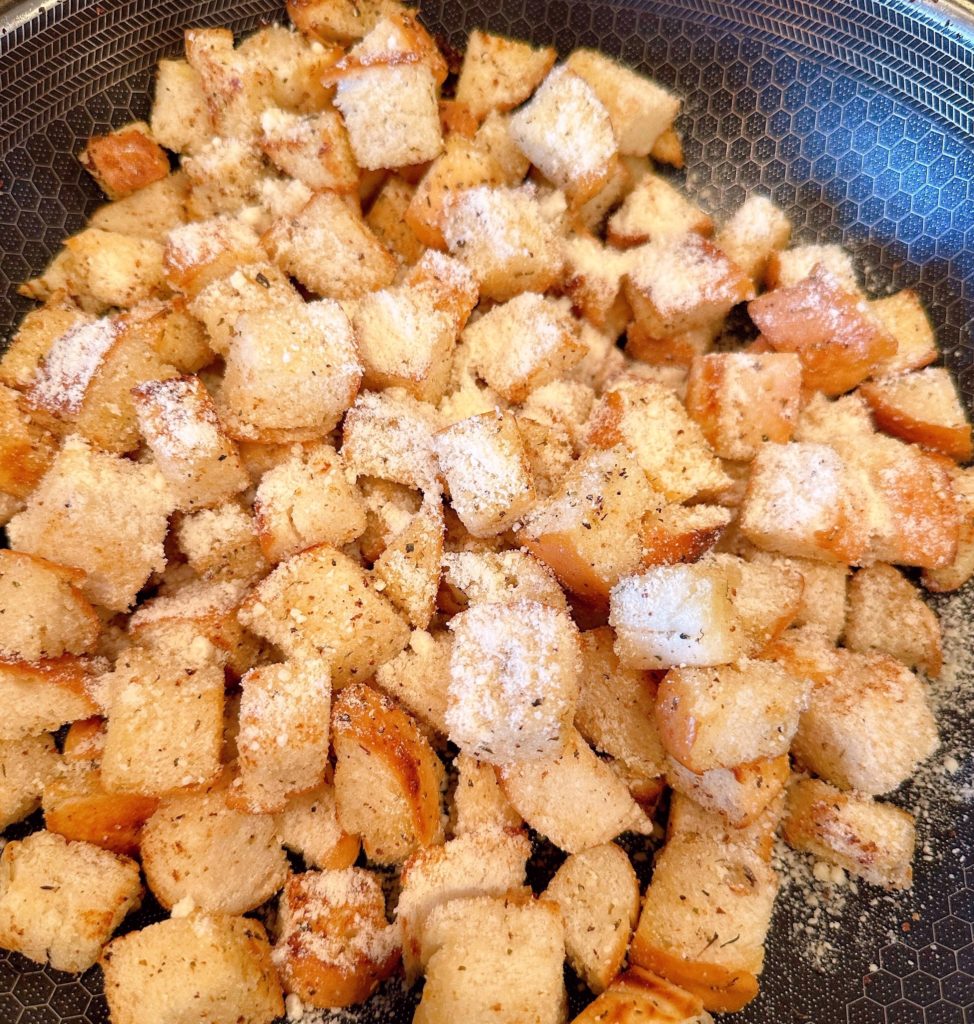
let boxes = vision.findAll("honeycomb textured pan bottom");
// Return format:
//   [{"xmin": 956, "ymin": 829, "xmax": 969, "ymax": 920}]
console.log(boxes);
[{"xmin": 1, "ymin": 1, "xmax": 973, "ymax": 1021}]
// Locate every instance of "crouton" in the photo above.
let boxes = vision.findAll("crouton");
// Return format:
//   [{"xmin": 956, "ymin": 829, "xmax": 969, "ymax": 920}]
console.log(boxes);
[
  {"xmin": 685, "ymin": 352, "xmax": 802, "ymax": 461},
  {"xmin": 259, "ymin": 107, "xmax": 357, "ymax": 193},
  {"xmin": 254, "ymin": 443, "xmax": 367, "ymax": 562},
  {"xmin": 238, "ymin": 23, "xmax": 340, "ymax": 113},
  {"xmin": 561, "ymin": 233, "xmax": 634, "ymax": 334},
  {"xmin": 0, "ymin": 384, "xmax": 57, "ymax": 506},
  {"xmin": 366, "ymin": 174, "xmax": 425, "ymax": 263},
  {"xmin": 274, "ymin": 869, "xmax": 401, "ymax": 1007},
  {"xmin": 79, "ymin": 122, "xmax": 170, "ymax": 201},
  {"xmin": 0, "ymin": 831, "xmax": 141, "ymax": 973},
  {"xmin": 372, "ymin": 499, "xmax": 444, "ymax": 629},
  {"xmin": 922, "ymin": 465, "xmax": 974, "ymax": 592},
  {"xmin": 101, "ymin": 913, "xmax": 283, "ymax": 1024},
  {"xmin": 665, "ymin": 755, "xmax": 790, "ymax": 830},
  {"xmin": 447, "ymin": 599, "xmax": 580, "ymax": 764},
  {"xmin": 89, "ymin": 172, "xmax": 190, "ymax": 243},
  {"xmin": 415, "ymin": 894, "xmax": 566, "ymax": 1024},
  {"xmin": 441, "ymin": 185, "xmax": 564, "ymax": 301},
  {"xmin": 571, "ymin": 966, "xmax": 714, "ymax": 1024},
  {"xmin": 640, "ymin": 504, "xmax": 732, "ymax": 568},
  {"xmin": 61, "ymin": 717, "xmax": 105, "ymax": 762},
  {"xmin": 373, "ymin": 629, "xmax": 452, "ymax": 737},
  {"xmin": 520, "ymin": 379, "xmax": 595, "ymax": 451},
  {"xmin": 667, "ymin": 788, "xmax": 784, "ymax": 863},
  {"xmin": 63, "ymin": 228, "xmax": 166, "ymax": 309},
  {"xmin": 452, "ymin": 753, "xmax": 523, "ymax": 836},
  {"xmin": 220, "ymin": 299, "xmax": 361, "ymax": 441},
  {"xmin": 607, "ymin": 172, "xmax": 712, "ymax": 247},
  {"xmin": 286, "ymin": 0, "xmax": 405, "ymax": 45},
  {"xmin": 233, "ymin": 658, "xmax": 332, "ymax": 813},
  {"xmin": 397, "ymin": 829, "xmax": 531, "ymax": 976},
  {"xmin": 0, "ymin": 657, "xmax": 100, "ymax": 741},
  {"xmin": 151, "ymin": 59, "xmax": 213, "ymax": 155},
  {"xmin": 164, "ymin": 215, "xmax": 263, "ymax": 297},
  {"xmin": 1, "ymin": 295, "xmax": 92, "ymax": 391},
  {"xmin": 868, "ymin": 289, "xmax": 939, "ymax": 375},
  {"xmin": 7, "ymin": 436, "xmax": 175, "ymax": 612},
  {"xmin": 264, "ymin": 190, "xmax": 397, "ymax": 298},
  {"xmin": 440, "ymin": 549, "xmax": 568, "ymax": 614},
  {"xmin": 631, "ymin": 833, "xmax": 778, "ymax": 1012},
  {"xmin": 147, "ymin": 297, "xmax": 214, "ymax": 371},
  {"xmin": 765, "ymin": 243, "xmax": 859, "ymax": 291},
  {"xmin": 714, "ymin": 196, "xmax": 792, "ymax": 285},
  {"xmin": 0, "ymin": 734, "xmax": 59, "ymax": 829},
  {"xmin": 275, "ymin": 783, "xmax": 361, "ymax": 870},
  {"xmin": 140, "ymin": 776, "xmax": 288, "ymax": 913},
  {"xmin": 182, "ymin": 136, "xmax": 263, "ymax": 219},
  {"xmin": 454, "ymin": 30, "xmax": 556, "ymax": 122},
  {"xmin": 545, "ymin": 843, "xmax": 640, "ymax": 993},
  {"xmin": 783, "ymin": 778, "xmax": 915, "ymax": 890},
  {"xmin": 717, "ymin": 552, "xmax": 804, "ymax": 654},
  {"xmin": 0, "ymin": 551, "xmax": 99, "ymax": 662},
  {"xmin": 332, "ymin": 683, "xmax": 444, "ymax": 864}
]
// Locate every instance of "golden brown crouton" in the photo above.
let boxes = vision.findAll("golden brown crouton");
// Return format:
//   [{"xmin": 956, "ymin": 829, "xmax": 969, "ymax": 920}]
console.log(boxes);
[
  {"xmin": 372, "ymin": 499, "xmax": 444, "ymax": 629},
  {"xmin": 79, "ymin": 122, "xmax": 170, "ymax": 200},
  {"xmin": 868, "ymin": 289, "xmax": 939, "ymax": 375},
  {"xmin": 607, "ymin": 172, "xmax": 712, "ymax": 248},
  {"xmin": 0, "ymin": 657, "xmax": 100, "ymax": 742},
  {"xmin": 454, "ymin": 30, "xmax": 556, "ymax": 122},
  {"xmin": 275, "ymin": 783, "xmax": 361, "ymax": 871},
  {"xmin": 665, "ymin": 755, "xmax": 790, "ymax": 830},
  {"xmin": 286, "ymin": 0, "xmax": 406, "ymax": 45},
  {"xmin": 150, "ymin": 59, "xmax": 213, "ymax": 155},
  {"xmin": 714, "ymin": 195, "xmax": 792, "ymax": 285},
  {"xmin": 0, "ymin": 733, "xmax": 59, "ymax": 829},
  {"xmin": 571, "ymin": 966, "xmax": 714, "ymax": 1024}
]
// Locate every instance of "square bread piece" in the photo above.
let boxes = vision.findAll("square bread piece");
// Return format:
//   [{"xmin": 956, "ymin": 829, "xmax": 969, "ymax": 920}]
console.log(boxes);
[
  {"xmin": 101, "ymin": 913, "xmax": 283, "ymax": 1024},
  {"xmin": 0, "ymin": 733, "xmax": 59, "ymax": 829},
  {"xmin": 0, "ymin": 657, "xmax": 99, "ymax": 742},
  {"xmin": 0, "ymin": 830, "xmax": 142, "ymax": 972},
  {"xmin": 454, "ymin": 29, "xmax": 556, "ymax": 121}
]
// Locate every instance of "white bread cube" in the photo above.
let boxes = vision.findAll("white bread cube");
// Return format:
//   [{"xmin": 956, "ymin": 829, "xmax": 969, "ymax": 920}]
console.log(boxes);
[
  {"xmin": 0, "ymin": 830, "xmax": 141, "ymax": 972},
  {"xmin": 440, "ymin": 548, "xmax": 568, "ymax": 614},
  {"xmin": 0, "ymin": 733, "xmax": 59, "ymax": 828},
  {"xmin": 500, "ymin": 729, "xmax": 651, "ymax": 853},
  {"xmin": 275, "ymin": 783, "xmax": 361, "ymax": 871},
  {"xmin": 372, "ymin": 499, "xmax": 444, "ymax": 629},
  {"xmin": 184, "ymin": 28, "xmax": 271, "ymax": 139},
  {"xmin": 274, "ymin": 868, "xmax": 400, "ymax": 1007},
  {"xmin": 714, "ymin": 195, "xmax": 792, "ymax": 284},
  {"xmin": 0, "ymin": 657, "xmax": 99, "ymax": 741},
  {"xmin": 845, "ymin": 563, "xmax": 941, "ymax": 676},
  {"xmin": 765, "ymin": 242, "xmax": 859, "ymax": 291},
  {"xmin": 140, "ymin": 775, "xmax": 288, "ymax": 913},
  {"xmin": 182, "ymin": 136, "xmax": 263, "ymax": 219},
  {"xmin": 264, "ymin": 190, "xmax": 397, "ymax": 298},
  {"xmin": 366, "ymin": 174, "xmax": 425, "ymax": 263},
  {"xmin": 572, "ymin": 967, "xmax": 714, "ymax": 1024},
  {"xmin": 452, "ymin": 753, "xmax": 523, "ymax": 836},
  {"xmin": 685, "ymin": 352, "xmax": 802, "ymax": 461},
  {"xmin": 332, "ymin": 683, "xmax": 444, "ymax": 864},
  {"xmin": 7, "ymin": 436, "xmax": 175, "ymax": 612},
  {"xmin": 233, "ymin": 657, "xmax": 332, "ymax": 813},
  {"xmin": 574, "ymin": 626, "xmax": 667, "ymax": 779},
  {"xmin": 239, "ymin": 545, "xmax": 410, "ymax": 686},
  {"xmin": 434, "ymin": 411, "xmax": 536, "ymax": 537},
  {"xmin": 415, "ymin": 894, "xmax": 566, "ymax": 1024},
  {"xmin": 656, "ymin": 660, "xmax": 809, "ymax": 773},
  {"xmin": 631, "ymin": 833, "xmax": 778, "ymax": 1013},
  {"xmin": 441, "ymin": 185, "xmax": 564, "ymax": 301},
  {"xmin": 665, "ymin": 754, "xmax": 790, "ymax": 830},
  {"xmin": 286, "ymin": 0, "xmax": 406, "ymax": 45},
  {"xmin": 791, "ymin": 648, "xmax": 938, "ymax": 795},
  {"xmin": 79, "ymin": 122, "xmax": 170, "ymax": 201},
  {"xmin": 164, "ymin": 214, "xmax": 263, "ymax": 297},
  {"xmin": 607, "ymin": 172, "xmax": 712, "ymax": 248},
  {"xmin": 454, "ymin": 30, "xmax": 556, "ymax": 122},
  {"xmin": 783, "ymin": 778, "xmax": 916, "ymax": 890},
  {"xmin": 254, "ymin": 442, "xmax": 367, "ymax": 562},
  {"xmin": 100, "ymin": 647, "xmax": 224, "ymax": 796},
  {"xmin": 260, "ymin": 107, "xmax": 357, "ymax": 192},
  {"xmin": 447, "ymin": 599, "xmax": 580, "ymax": 764},
  {"xmin": 220, "ymin": 298, "xmax": 361, "ymax": 441},
  {"xmin": 64, "ymin": 228, "xmax": 166, "ymax": 309},
  {"xmin": 342, "ymin": 387, "xmax": 445, "ymax": 492},
  {"xmin": 0, "ymin": 551, "xmax": 99, "ymax": 662},
  {"xmin": 869, "ymin": 289, "xmax": 939, "ymax": 376},
  {"xmin": 101, "ymin": 913, "xmax": 283, "ymax": 1024},
  {"xmin": 463, "ymin": 292, "xmax": 584, "ymax": 403},
  {"xmin": 89, "ymin": 173, "xmax": 189, "ymax": 243},
  {"xmin": 545, "ymin": 842, "xmax": 639, "ymax": 993},
  {"xmin": 374, "ymin": 629, "xmax": 452, "ymax": 737},
  {"xmin": 151, "ymin": 59, "xmax": 213, "ymax": 154},
  {"xmin": 566, "ymin": 49, "xmax": 681, "ymax": 157},
  {"xmin": 396, "ymin": 829, "xmax": 531, "ymax": 977}
]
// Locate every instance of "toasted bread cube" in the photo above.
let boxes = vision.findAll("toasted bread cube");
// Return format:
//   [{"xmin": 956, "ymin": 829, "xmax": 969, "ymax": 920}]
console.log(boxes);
[
  {"xmin": 463, "ymin": 292, "xmax": 584, "ymax": 403},
  {"xmin": 145, "ymin": 297, "xmax": 213, "ymax": 371},
  {"xmin": 79, "ymin": 121, "xmax": 170, "ymax": 201},
  {"xmin": 685, "ymin": 352, "xmax": 802, "ymax": 461},
  {"xmin": 625, "ymin": 234, "xmax": 754, "ymax": 338},
  {"xmin": 140, "ymin": 777, "xmax": 288, "ymax": 913},
  {"xmin": 565, "ymin": 49, "xmax": 680, "ymax": 157},
  {"xmin": 868, "ymin": 289, "xmax": 939, "ymax": 375},
  {"xmin": 416, "ymin": 894, "xmax": 566, "ymax": 1024},
  {"xmin": 923, "ymin": 465, "xmax": 974, "ymax": 592},
  {"xmin": 666, "ymin": 755, "xmax": 790, "ymax": 830},
  {"xmin": 860, "ymin": 367, "xmax": 972, "ymax": 461},
  {"xmin": 509, "ymin": 65, "xmax": 619, "ymax": 207},
  {"xmin": 657, "ymin": 660, "xmax": 809, "ymax": 773},
  {"xmin": 667, "ymin": 788, "xmax": 784, "ymax": 863},
  {"xmin": 0, "ymin": 830, "xmax": 141, "ymax": 973},
  {"xmin": 844, "ymin": 563, "xmax": 941, "ymax": 676},
  {"xmin": 164, "ymin": 215, "xmax": 263, "ymax": 297},
  {"xmin": 452, "ymin": 753, "xmax": 523, "ymax": 836},
  {"xmin": 561, "ymin": 233, "xmax": 634, "ymax": 334},
  {"xmin": 0, "ymin": 657, "xmax": 99, "ymax": 741},
  {"xmin": 625, "ymin": 320, "xmax": 720, "ymax": 370},
  {"xmin": 631, "ymin": 833, "xmax": 777, "ymax": 1012},
  {"xmin": 42, "ymin": 761, "xmax": 158, "ymax": 855},
  {"xmin": 738, "ymin": 441, "xmax": 868, "ymax": 564},
  {"xmin": 514, "ymin": 415, "xmax": 575, "ymax": 498},
  {"xmin": 64, "ymin": 228, "xmax": 166, "ymax": 309},
  {"xmin": 791, "ymin": 649, "xmax": 938, "ymax": 794},
  {"xmin": 254, "ymin": 442, "xmax": 367, "ymax": 562},
  {"xmin": 0, "ymin": 551, "xmax": 100, "ymax": 662},
  {"xmin": 397, "ymin": 829, "xmax": 531, "ymax": 977},
  {"xmin": 749, "ymin": 267, "xmax": 896, "ymax": 395},
  {"xmin": 372, "ymin": 499, "xmax": 444, "ymax": 629},
  {"xmin": 332, "ymin": 684, "xmax": 444, "ymax": 864},
  {"xmin": 640, "ymin": 503, "xmax": 732, "ymax": 568},
  {"xmin": 441, "ymin": 185, "xmax": 564, "ymax": 301},
  {"xmin": 574, "ymin": 626, "xmax": 667, "ymax": 779},
  {"xmin": 573, "ymin": 967, "xmax": 714, "ymax": 1024},
  {"xmin": 7, "ymin": 436, "xmax": 174, "ymax": 612},
  {"xmin": 220, "ymin": 299, "xmax": 361, "ymax": 442},
  {"xmin": 184, "ymin": 28, "xmax": 271, "ymax": 139},
  {"xmin": 520, "ymin": 379, "xmax": 595, "ymax": 451},
  {"xmin": 100, "ymin": 647, "xmax": 224, "ymax": 796},
  {"xmin": 264, "ymin": 191, "xmax": 397, "ymax": 299},
  {"xmin": 447, "ymin": 599, "xmax": 580, "ymax": 764},
  {"xmin": 714, "ymin": 196, "xmax": 792, "ymax": 285},
  {"xmin": 793, "ymin": 388, "xmax": 879, "ymax": 446},
  {"xmin": 717, "ymin": 552, "xmax": 804, "ymax": 655},
  {"xmin": 0, "ymin": 734, "xmax": 59, "ymax": 828},
  {"xmin": 151, "ymin": 59, "xmax": 213, "ymax": 154},
  {"xmin": 440, "ymin": 549, "xmax": 568, "ymax": 614},
  {"xmin": 366, "ymin": 174, "xmax": 425, "ymax": 263},
  {"xmin": 102, "ymin": 913, "xmax": 283, "ymax": 1024},
  {"xmin": 89, "ymin": 172, "xmax": 189, "ymax": 243},
  {"xmin": 275, "ymin": 783, "xmax": 361, "ymax": 870},
  {"xmin": 765, "ymin": 243, "xmax": 859, "ymax": 291},
  {"xmin": 500, "ymin": 729, "xmax": 650, "ymax": 853},
  {"xmin": 546, "ymin": 843, "xmax": 639, "ymax": 994},
  {"xmin": 182, "ymin": 136, "xmax": 263, "ymax": 219},
  {"xmin": 374, "ymin": 629, "xmax": 452, "ymax": 737},
  {"xmin": 454, "ymin": 30, "xmax": 556, "ymax": 122},
  {"xmin": 133, "ymin": 374, "xmax": 248, "ymax": 509},
  {"xmin": 238, "ymin": 23, "xmax": 340, "ymax": 112},
  {"xmin": 62, "ymin": 717, "xmax": 106, "ymax": 762},
  {"xmin": 783, "ymin": 778, "xmax": 915, "ymax": 890},
  {"xmin": 274, "ymin": 869, "xmax": 400, "ymax": 1007},
  {"xmin": 233, "ymin": 658, "xmax": 332, "ymax": 813},
  {"xmin": 286, "ymin": 0, "xmax": 405, "ymax": 44},
  {"xmin": 260, "ymin": 107, "xmax": 357, "ymax": 192},
  {"xmin": 0, "ymin": 384, "xmax": 57, "ymax": 502},
  {"xmin": 2, "ymin": 295, "xmax": 92, "ymax": 391},
  {"xmin": 609, "ymin": 561, "xmax": 741, "ymax": 669},
  {"xmin": 607, "ymin": 172, "xmax": 712, "ymax": 247},
  {"xmin": 433, "ymin": 411, "xmax": 535, "ymax": 537},
  {"xmin": 240, "ymin": 545, "xmax": 410, "ymax": 686}
]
